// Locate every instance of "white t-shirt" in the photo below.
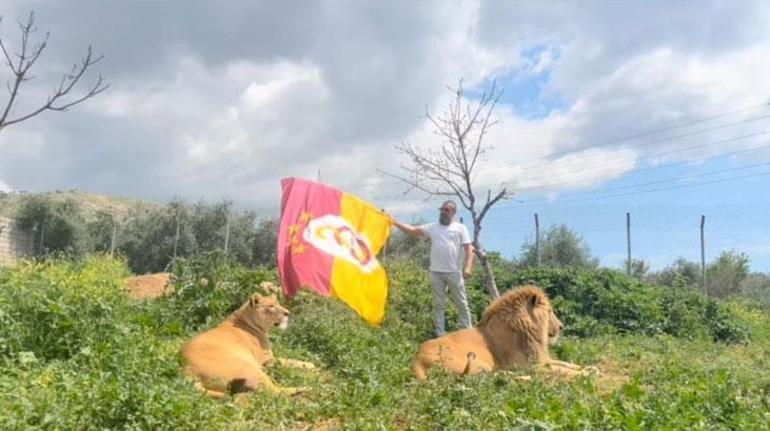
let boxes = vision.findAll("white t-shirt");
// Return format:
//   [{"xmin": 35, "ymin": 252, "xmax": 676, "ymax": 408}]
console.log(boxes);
[{"xmin": 419, "ymin": 221, "xmax": 472, "ymax": 273}]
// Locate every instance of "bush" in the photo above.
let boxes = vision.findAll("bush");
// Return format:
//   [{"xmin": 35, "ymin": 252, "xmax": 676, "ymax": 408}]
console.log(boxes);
[
  {"xmin": 147, "ymin": 251, "xmax": 278, "ymax": 333},
  {"xmin": 0, "ymin": 254, "xmax": 767, "ymax": 429},
  {"xmin": 0, "ymin": 256, "xmax": 130, "ymax": 362},
  {"xmin": 473, "ymin": 266, "xmax": 751, "ymax": 343}
]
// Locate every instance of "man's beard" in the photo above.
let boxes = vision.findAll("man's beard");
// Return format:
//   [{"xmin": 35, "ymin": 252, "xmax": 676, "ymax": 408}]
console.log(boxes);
[{"xmin": 439, "ymin": 213, "xmax": 452, "ymax": 225}]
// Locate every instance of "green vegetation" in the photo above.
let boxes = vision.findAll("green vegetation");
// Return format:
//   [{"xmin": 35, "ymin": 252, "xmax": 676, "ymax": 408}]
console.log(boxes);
[
  {"xmin": 1, "ymin": 255, "xmax": 768, "ymax": 430},
  {"xmin": 3, "ymin": 192, "xmax": 276, "ymax": 273},
  {"xmin": 3, "ymin": 194, "xmax": 768, "ymax": 312}
]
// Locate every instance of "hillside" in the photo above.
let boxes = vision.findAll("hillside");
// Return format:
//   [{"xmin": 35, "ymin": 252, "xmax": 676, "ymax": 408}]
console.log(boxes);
[{"xmin": 0, "ymin": 190, "xmax": 160, "ymax": 220}]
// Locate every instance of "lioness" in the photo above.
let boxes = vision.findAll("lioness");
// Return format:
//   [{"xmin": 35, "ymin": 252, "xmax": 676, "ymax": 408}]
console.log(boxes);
[
  {"xmin": 412, "ymin": 284, "xmax": 586, "ymax": 380},
  {"xmin": 124, "ymin": 273, "xmax": 173, "ymax": 299},
  {"xmin": 181, "ymin": 286, "xmax": 315, "ymax": 398}
]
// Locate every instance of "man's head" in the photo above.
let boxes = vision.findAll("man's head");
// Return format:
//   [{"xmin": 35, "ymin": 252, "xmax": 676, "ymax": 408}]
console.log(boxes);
[{"xmin": 438, "ymin": 200, "xmax": 457, "ymax": 225}]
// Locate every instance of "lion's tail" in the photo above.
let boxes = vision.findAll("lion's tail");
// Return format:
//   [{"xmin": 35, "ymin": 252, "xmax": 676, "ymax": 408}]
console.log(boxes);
[
  {"xmin": 412, "ymin": 356, "xmax": 429, "ymax": 380},
  {"xmin": 412, "ymin": 340, "xmax": 432, "ymax": 380},
  {"xmin": 461, "ymin": 352, "xmax": 476, "ymax": 376}
]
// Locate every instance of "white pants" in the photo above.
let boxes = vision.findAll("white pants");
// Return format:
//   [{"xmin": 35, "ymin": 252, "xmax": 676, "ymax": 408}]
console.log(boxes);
[{"xmin": 429, "ymin": 271, "xmax": 472, "ymax": 336}]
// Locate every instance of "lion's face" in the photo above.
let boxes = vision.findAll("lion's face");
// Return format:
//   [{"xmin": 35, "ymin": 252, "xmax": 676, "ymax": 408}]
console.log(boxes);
[
  {"xmin": 247, "ymin": 293, "xmax": 291, "ymax": 330},
  {"xmin": 546, "ymin": 307, "xmax": 563, "ymax": 345},
  {"xmin": 529, "ymin": 295, "xmax": 563, "ymax": 345}
]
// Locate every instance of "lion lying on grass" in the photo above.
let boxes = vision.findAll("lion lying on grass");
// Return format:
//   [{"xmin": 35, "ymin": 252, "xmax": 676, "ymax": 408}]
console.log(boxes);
[
  {"xmin": 124, "ymin": 273, "xmax": 173, "ymax": 299},
  {"xmin": 413, "ymin": 284, "xmax": 590, "ymax": 380},
  {"xmin": 181, "ymin": 282, "xmax": 316, "ymax": 398}
]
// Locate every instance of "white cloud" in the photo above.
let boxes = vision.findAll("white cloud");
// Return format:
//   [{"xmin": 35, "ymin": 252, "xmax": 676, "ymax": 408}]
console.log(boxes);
[{"xmin": 1, "ymin": 0, "xmax": 769, "ymax": 214}]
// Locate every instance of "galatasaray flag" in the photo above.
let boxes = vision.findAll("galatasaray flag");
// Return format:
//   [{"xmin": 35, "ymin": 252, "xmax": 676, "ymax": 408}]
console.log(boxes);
[{"xmin": 277, "ymin": 177, "xmax": 392, "ymax": 325}]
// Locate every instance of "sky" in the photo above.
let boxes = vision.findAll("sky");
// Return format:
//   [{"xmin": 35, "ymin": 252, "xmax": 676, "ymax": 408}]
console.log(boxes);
[{"xmin": 1, "ymin": 0, "xmax": 769, "ymax": 271}]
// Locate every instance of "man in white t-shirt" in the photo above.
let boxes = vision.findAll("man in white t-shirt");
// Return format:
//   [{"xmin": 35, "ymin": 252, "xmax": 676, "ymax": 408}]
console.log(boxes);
[{"xmin": 391, "ymin": 200, "xmax": 474, "ymax": 336}]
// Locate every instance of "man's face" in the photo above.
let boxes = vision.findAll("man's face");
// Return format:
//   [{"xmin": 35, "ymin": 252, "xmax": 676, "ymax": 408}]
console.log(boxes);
[{"xmin": 438, "ymin": 204, "xmax": 456, "ymax": 225}]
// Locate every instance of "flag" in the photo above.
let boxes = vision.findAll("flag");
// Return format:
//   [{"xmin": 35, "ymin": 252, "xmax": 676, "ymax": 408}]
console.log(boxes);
[{"xmin": 277, "ymin": 177, "xmax": 392, "ymax": 325}]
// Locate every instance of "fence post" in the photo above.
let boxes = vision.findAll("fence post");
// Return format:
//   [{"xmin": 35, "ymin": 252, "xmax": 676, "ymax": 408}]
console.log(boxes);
[
  {"xmin": 626, "ymin": 212, "xmax": 632, "ymax": 275},
  {"xmin": 109, "ymin": 217, "xmax": 117, "ymax": 256},
  {"xmin": 38, "ymin": 219, "xmax": 46, "ymax": 256},
  {"xmin": 534, "ymin": 213, "xmax": 540, "ymax": 267},
  {"xmin": 700, "ymin": 215, "xmax": 707, "ymax": 296},
  {"xmin": 224, "ymin": 218, "xmax": 230, "ymax": 254},
  {"xmin": 173, "ymin": 219, "xmax": 180, "ymax": 259}
]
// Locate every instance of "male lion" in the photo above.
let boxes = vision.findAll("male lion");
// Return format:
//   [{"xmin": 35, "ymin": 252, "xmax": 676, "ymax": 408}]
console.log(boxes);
[
  {"xmin": 181, "ymin": 284, "xmax": 315, "ymax": 398},
  {"xmin": 412, "ymin": 284, "xmax": 586, "ymax": 380}
]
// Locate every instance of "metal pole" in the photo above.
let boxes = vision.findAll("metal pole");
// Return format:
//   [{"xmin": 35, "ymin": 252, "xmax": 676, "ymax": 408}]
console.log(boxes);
[
  {"xmin": 534, "ymin": 213, "xmax": 540, "ymax": 267},
  {"xmin": 39, "ymin": 220, "xmax": 46, "ymax": 256},
  {"xmin": 224, "ymin": 219, "xmax": 230, "ymax": 254},
  {"xmin": 700, "ymin": 215, "xmax": 706, "ymax": 296},
  {"xmin": 626, "ymin": 212, "xmax": 632, "ymax": 275},
  {"xmin": 173, "ymin": 219, "xmax": 180, "ymax": 259},
  {"xmin": 109, "ymin": 219, "xmax": 117, "ymax": 256}
]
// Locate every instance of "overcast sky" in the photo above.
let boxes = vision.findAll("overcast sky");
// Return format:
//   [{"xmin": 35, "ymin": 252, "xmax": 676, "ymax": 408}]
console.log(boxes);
[{"xmin": 1, "ymin": 1, "xmax": 769, "ymax": 270}]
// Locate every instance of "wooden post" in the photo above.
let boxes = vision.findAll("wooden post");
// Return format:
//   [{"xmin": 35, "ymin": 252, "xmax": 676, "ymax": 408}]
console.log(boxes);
[
  {"xmin": 534, "ymin": 213, "xmax": 540, "ymax": 267},
  {"xmin": 38, "ymin": 220, "xmax": 46, "ymax": 256},
  {"xmin": 700, "ymin": 215, "xmax": 706, "ymax": 296},
  {"xmin": 224, "ymin": 218, "xmax": 230, "ymax": 254},
  {"xmin": 109, "ymin": 219, "xmax": 117, "ymax": 256},
  {"xmin": 173, "ymin": 219, "xmax": 180, "ymax": 259},
  {"xmin": 626, "ymin": 212, "xmax": 632, "ymax": 275}
]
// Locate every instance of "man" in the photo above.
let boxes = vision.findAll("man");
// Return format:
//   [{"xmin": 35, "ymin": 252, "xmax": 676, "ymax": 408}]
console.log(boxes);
[{"xmin": 391, "ymin": 200, "xmax": 474, "ymax": 337}]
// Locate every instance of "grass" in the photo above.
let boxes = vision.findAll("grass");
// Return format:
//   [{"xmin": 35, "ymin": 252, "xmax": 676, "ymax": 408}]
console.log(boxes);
[{"xmin": 0, "ymin": 256, "xmax": 768, "ymax": 430}]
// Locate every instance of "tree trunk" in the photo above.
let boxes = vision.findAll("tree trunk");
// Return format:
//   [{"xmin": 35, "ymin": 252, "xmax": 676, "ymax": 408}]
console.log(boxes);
[
  {"xmin": 473, "ymin": 241, "xmax": 500, "ymax": 299},
  {"xmin": 471, "ymin": 213, "xmax": 500, "ymax": 299}
]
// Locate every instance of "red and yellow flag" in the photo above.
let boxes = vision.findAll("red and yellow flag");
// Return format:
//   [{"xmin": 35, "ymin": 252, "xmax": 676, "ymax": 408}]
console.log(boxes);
[{"xmin": 277, "ymin": 177, "xmax": 391, "ymax": 325}]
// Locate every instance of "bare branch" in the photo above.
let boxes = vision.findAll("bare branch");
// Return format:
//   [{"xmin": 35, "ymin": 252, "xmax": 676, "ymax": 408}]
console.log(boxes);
[
  {"xmin": 477, "ymin": 188, "xmax": 509, "ymax": 224},
  {"xmin": 0, "ymin": 11, "xmax": 108, "ymax": 133},
  {"xmin": 387, "ymin": 78, "xmax": 513, "ymax": 299}
]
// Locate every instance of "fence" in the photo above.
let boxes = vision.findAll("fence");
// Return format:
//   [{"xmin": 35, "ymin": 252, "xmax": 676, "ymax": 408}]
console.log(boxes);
[{"xmin": 0, "ymin": 217, "xmax": 34, "ymax": 266}]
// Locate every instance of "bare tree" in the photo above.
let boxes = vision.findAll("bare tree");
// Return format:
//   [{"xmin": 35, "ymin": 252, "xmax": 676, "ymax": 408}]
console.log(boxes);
[
  {"xmin": 386, "ymin": 80, "xmax": 509, "ymax": 299},
  {"xmin": 0, "ymin": 11, "xmax": 107, "ymax": 133}
]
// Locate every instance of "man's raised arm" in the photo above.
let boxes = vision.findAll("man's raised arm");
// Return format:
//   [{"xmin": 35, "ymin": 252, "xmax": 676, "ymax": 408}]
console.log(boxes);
[{"xmin": 391, "ymin": 218, "xmax": 425, "ymax": 238}]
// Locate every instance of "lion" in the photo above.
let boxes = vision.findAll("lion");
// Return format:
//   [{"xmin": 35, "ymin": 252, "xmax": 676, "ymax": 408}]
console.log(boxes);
[
  {"xmin": 181, "ymin": 282, "xmax": 316, "ymax": 398},
  {"xmin": 412, "ymin": 284, "xmax": 587, "ymax": 380},
  {"xmin": 124, "ymin": 273, "xmax": 173, "ymax": 299}
]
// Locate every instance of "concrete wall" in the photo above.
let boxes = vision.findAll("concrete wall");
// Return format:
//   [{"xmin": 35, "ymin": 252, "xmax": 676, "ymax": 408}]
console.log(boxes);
[{"xmin": 0, "ymin": 216, "xmax": 34, "ymax": 265}]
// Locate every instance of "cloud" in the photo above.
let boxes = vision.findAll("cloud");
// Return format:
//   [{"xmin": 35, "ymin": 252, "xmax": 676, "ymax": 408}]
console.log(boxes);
[{"xmin": 1, "ymin": 0, "xmax": 769, "ymax": 216}]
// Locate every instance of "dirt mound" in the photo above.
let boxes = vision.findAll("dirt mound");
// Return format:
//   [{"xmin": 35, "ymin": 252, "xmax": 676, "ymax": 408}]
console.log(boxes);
[{"xmin": 124, "ymin": 273, "xmax": 173, "ymax": 299}]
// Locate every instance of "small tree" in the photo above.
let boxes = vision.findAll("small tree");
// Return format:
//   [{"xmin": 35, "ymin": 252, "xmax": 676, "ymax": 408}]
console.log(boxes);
[
  {"xmin": 88, "ymin": 210, "xmax": 119, "ymax": 254},
  {"xmin": 649, "ymin": 257, "xmax": 701, "ymax": 288},
  {"xmin": 626, "ymin": 258, "xmax": 650, "ymax": 280},
  {"xmin": 17, "ymin": 196, "xmax": 92, "ymax": 257},
  {"xmin": 119, "ymin": 201, "xmax": 196, "ymax": 273},
  {"xmin": 520, "ymin": 224, "xmax": 598, "ymax": 269},
  {"xmin": 387, "ymin": 80, "xmax": 508, "ymax": 298},
  {"xmin": 190, "ymin": 199, "xmax": 257, "ymax": 265},
  {"xmin": 707, "ymin": 250, "xmax": 750, "ymax": 298},
  {"xmin": 0, "ymin": 11, "xmax": 107, "ymax": 133},
  {"xmin": 252, "ymin": 217, "xmax": 279, "ymax": 267}
]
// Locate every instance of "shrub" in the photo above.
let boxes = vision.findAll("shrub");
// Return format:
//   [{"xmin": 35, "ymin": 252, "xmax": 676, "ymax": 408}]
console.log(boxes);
[
  {"xmin": 147, "ymin": 251, "xmax": 278, "ymax": 333},
  {"xmin": 0, "ymin": 254, "xmax": 767, "ymax": 429},
  {"xmin": 473, "ymin": 266, "xmax": 750, "ymax": 343},
  {"xmin": 0, "ymin": 256, "xmax": 130, "ymax": 362}
]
